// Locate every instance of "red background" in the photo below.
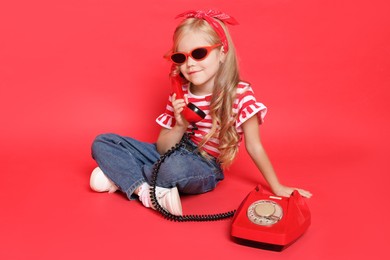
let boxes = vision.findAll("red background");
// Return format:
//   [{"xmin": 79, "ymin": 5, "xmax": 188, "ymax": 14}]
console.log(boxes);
[{"xmin": 1, "ymin": 0, "xmax": 389, "ymax": 259}]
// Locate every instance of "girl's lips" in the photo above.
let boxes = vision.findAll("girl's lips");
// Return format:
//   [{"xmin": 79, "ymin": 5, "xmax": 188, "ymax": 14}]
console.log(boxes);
[{"xmin": 188, "ymin": 70, "xmax": 200, "ymax": 75}]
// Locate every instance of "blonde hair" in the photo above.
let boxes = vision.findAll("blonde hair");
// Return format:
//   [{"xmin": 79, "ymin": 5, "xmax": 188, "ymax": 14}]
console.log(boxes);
[{"xmin": 172, "ymin": 18, "xmax": 241, "ymax": 168}]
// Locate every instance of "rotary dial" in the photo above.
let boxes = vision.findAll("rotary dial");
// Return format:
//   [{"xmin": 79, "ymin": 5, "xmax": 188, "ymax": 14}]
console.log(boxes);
[{"xmin": 247, "ymin": 200, "xmax": 283, "ymax": 226}]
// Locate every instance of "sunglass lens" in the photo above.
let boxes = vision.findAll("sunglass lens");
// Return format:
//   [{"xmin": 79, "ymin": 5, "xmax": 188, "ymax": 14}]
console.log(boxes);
[
  {"xmin": 191, "ymin": 48, "xmax": 208, "ymax": 60},
  {"xmin": 171, "ymin": 53, "xmax": 186, "ymax": 64}
]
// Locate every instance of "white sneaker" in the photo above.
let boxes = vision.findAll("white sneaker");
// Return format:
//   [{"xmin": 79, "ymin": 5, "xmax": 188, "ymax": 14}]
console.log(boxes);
[
  {"xmin": 90, "ymin": 167, "xmax": 118, "ymax": 193},
  {"xmin": 138, "ymin": 183, "xmax": 183, "ymax": 216}
]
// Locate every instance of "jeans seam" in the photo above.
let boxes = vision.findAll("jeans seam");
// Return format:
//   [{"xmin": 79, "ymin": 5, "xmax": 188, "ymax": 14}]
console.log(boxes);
[{"xmin": 125, "ymin": 179, "xmax": 145, "ymax": 200}]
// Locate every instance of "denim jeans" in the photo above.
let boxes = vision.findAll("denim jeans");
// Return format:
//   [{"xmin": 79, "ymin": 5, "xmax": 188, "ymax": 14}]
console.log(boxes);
[{"xmin": 91, "ymin": 133, "xmax": 224, "ymax": 200}]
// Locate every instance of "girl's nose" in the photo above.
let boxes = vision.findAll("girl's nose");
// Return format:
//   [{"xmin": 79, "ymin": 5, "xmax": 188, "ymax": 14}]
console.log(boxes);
[{"xmin": 186, "ymin": 56, "xmax": 196, "ymax": 66}]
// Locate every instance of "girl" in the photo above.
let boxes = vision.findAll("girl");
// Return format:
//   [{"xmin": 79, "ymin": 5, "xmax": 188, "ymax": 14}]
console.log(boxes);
[{"xmin": 90, "ymin": 10, "xmax": 312, "ymax": 216}]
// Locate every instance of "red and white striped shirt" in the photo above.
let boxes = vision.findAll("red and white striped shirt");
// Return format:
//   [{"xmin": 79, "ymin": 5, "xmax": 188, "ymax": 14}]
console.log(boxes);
[{"xmin": 156, "ymin": 82, "xmax": 267, "ymax": 158}]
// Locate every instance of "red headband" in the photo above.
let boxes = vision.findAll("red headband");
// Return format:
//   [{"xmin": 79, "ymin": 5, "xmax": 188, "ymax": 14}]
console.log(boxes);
[{"xmin": 175, "ymin": 10, "xmax": 239, "ymax": 53}]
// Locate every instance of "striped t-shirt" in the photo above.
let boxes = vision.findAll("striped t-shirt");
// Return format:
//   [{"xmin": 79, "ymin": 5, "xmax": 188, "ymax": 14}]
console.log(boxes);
[{"xmin": 156, "ymin": 82, "xmax": 267, "ymax": 158}]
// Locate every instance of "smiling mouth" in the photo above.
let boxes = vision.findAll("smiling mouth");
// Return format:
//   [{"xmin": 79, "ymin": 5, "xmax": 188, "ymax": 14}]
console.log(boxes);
[{"xmin": 188, "ymin": 71, "xmax": 200, "ymax": 75}]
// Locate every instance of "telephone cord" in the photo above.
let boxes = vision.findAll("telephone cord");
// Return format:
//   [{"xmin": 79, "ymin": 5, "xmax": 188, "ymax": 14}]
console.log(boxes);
[{"xmin": 149, "ymin": 133, "xmax": 236, "ymax": 222}]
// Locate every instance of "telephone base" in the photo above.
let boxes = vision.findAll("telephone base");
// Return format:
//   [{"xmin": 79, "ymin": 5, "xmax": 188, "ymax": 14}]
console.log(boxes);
[
  {"xmin": 232, "ymin": 237, "xmax": 288, "ymax": 252},
  {"xmin": 231, "ymin": 186, "xmax": 311, "ymax": 251}
]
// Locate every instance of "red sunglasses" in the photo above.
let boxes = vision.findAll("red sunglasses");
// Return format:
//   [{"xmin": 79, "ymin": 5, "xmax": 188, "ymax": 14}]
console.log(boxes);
[{"xmin": 166, "ymin": 44, "xmax": 222, "ymax": 65}]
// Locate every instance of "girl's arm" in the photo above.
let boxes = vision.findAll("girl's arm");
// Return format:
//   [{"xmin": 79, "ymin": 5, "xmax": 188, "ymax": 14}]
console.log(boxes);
[
  {"xmin": 241, "ymin": 115, "xmax": 312, "ymax": 198},
  {"xmin": 156, "ymin": 126, "xmax": 186, "ymax": 154},
  {"xmin": 156, "ymin": 93, "xmax": 188, "ymax": 154}
]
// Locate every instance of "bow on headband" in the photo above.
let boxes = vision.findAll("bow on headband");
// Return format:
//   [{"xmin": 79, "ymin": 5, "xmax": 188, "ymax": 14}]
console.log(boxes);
[{"xmin": 176, "ymin": 10, "xmax": 239, "ymax": 53}]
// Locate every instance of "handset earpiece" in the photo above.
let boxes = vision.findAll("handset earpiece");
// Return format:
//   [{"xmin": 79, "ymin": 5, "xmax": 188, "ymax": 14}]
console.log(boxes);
[{"xmin": 170, "ymin": 69, "xmax": 206, "ymax": 123}]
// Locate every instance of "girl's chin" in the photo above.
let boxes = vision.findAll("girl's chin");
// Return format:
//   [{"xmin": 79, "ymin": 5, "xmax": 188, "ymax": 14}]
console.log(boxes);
[
  {"xmin": 187, "ymin": 77, "xmax": 208, "ymax": 87},
  {"xmin": 189, "ymin": 80, "xmax": 205, "ymax": 86}
]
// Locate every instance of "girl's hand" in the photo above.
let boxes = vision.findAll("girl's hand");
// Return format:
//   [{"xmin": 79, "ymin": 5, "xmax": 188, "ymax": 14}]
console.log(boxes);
[
  {"xmin": 273, "ymin": 184, "xmax": 312, "ymax": 198},
  {"xmin": 172, "ymin": 93, "xmax": 189, "ymax": 128}
]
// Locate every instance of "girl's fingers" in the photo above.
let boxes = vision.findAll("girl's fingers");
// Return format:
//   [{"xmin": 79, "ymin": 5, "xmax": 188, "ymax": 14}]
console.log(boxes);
[{"xmin": 296, "ymin": 188, "xmax": 312, "ymax": 198}]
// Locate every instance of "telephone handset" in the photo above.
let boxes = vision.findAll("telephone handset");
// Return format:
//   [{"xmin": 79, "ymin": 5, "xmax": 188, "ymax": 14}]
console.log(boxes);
[
  {"xmin": 231, "ymin": 185, "xmax": 311, "ymax": 251},
  {"xmin": 170, "ymin": 70, "xmax": 206, "ymax": 123}
]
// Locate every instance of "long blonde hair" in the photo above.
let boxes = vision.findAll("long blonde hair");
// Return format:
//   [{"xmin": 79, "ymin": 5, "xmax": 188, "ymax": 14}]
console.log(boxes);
[{"xmin": 172, "ymin": 18, "xmax": 241, "ymax": 168}]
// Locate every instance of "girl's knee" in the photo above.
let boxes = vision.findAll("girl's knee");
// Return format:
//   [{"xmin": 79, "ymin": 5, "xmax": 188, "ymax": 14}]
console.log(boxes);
[
  {"xmin": 178, "ymin": 175, "xmax": 218, "ymax": 194},
  {"xmin": 91, "ymin": 133, "xmax": 117, "ymax": 155},
  {"xmin": 94, "ymin": 133, "xmax": 118, "ymax": 143}
]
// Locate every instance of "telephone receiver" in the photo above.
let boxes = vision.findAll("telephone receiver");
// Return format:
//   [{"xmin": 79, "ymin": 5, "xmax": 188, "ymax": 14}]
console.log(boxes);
[
  {"xmin": 170, "ymin": 70, "xmax": 206, "ymax": 123},
  {"xmin": 231, "ymin": 185, "xmax": 311, "ymax": 251}
]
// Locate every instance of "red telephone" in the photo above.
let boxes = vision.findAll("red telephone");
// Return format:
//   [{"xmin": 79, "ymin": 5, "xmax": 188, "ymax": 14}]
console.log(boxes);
[
  {"xmin": 170, "ymin": 70, "xmax": 206, "ymax": 123},
  {"xmin": 231, "ymin": 185, "xmax": 311, "ymax": 251}
]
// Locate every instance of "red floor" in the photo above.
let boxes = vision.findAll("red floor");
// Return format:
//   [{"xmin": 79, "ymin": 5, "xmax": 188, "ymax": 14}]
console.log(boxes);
[{"xmin": 1, "ymin": 1, "xmax": 390, "ymax": 259}]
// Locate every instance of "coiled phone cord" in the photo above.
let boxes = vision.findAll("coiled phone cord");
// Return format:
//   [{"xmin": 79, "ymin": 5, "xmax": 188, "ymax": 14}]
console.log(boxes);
[{"xmin": 149, "ymin": 134, "xmax": 236, "ymax": 222}]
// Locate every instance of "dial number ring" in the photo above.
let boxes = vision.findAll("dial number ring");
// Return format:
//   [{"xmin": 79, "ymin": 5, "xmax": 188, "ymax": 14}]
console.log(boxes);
[{"xmin": 247, "ymin": 200, "xmax": 283, "ymax": 226}]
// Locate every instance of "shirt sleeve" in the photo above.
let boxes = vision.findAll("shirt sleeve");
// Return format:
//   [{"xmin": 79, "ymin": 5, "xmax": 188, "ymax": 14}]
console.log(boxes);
[
  {"xmin": 235, "ymin": 84, "xmax": 267, "ymax": 129},
  {"xmin": 156, "ymin": 94, "xmax": 176, "ymax": 129}
]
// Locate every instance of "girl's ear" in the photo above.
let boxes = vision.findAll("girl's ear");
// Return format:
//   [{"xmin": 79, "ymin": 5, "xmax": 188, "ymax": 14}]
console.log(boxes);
[{"xmin": 220, "ymin": 47, "xmax": 227, "ymax": 63}]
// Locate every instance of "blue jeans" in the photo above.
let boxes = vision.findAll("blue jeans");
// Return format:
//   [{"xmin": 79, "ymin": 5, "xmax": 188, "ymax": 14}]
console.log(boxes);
[{"xmin": 91, "ymin": 133, "xmax": 224, "ymax": 200}]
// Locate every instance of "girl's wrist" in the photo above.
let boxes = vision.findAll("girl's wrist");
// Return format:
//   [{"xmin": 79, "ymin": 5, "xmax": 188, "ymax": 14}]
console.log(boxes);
[
  {"xmin": 173, "ymin": 124, "xmax": 188, "ymax": 133},
  {"xmin": 270, "ymin": 182, "xmax": 284, "ymax": 194},
  {"xmin": 172, "ymin": 124, "xmax": 188, "ymax": 135}
]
